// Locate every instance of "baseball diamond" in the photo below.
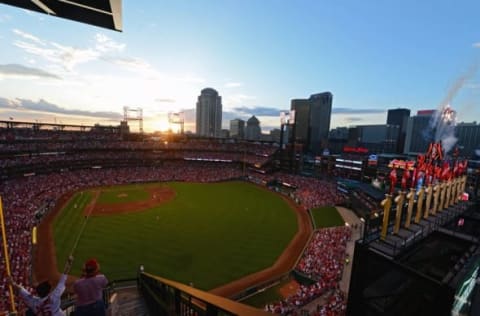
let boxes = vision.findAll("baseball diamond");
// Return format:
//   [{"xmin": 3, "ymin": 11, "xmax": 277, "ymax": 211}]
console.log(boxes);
[{"xmin": 37, "ymin": 181, "xmax": 310, "ymax": 293}]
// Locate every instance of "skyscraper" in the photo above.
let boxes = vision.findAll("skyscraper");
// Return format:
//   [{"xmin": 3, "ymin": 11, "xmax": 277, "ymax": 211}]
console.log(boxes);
[
  {"xmin": 310, "ymin": 92, "xmax": 333, "ymax": 153},
  {"xmin": 196, "ymin": 88, "xmax": 222, "ymax": 137},
  {"xmin": 456, "ymin": 121, "xmax": 480, "ymax": 158},
  {"xmin": 404, "ymin": 110, "xmax": 436, "ymax": 154},
  {"xmin": 355, "ymin": 124, "xmax": 400, "ymax": 153},
  {"xmin": 245, "ymin": 115, "xmax": 261, "ymax": 140},
  {"xmin": 229, "ymin": 119, "xmax": 245, "ymax": 139},
  {"xmin": 387, "ymin": 108, "xmax": 411, "ymax": 153},
  {"xmin": 291, "ymin": 92, "xmax": 332, "ymax": 154},
  {"xmin": 291, "ymin": 98, "xmax": 310, "ymax": 144}
]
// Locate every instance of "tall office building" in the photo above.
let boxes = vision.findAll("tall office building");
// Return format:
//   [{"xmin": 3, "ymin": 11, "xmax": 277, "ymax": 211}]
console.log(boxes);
[
  {"xmin": 328, "ymin": 127, "xmax": 349, "ymax": 154},
  {"xmin": 229, "ymin": 119, "xmax": 245, "ymax": 139},
  {"xmin": 291, "ymin": 98, "xmax": 310, "ymax": 144},
  {"xmin": 356, "ymin": 124, "xmax": 400, "ymax": 153},
  {"xmin": 387, "ymin": 108, "xmax": 411, "ymax": 153},
  {"xmin": 196, "ymin": 88, "xmax": 222, "ymax": 137},
  {"xmin": 270, "ymin": 128, "xmax": 281, "ymax": 143},
  {"xmin": 291, "ymin": 92, "xmax": 332, "ymax": 154},
  {"xmin": 404, "ymin": 110, "xmax": 436, "ymax": 154},
  {"xmin": 245, "ymin": 115, "xmax": 261, "ymax": 140},
  {"xmin": 456, "ymin": 122, "xmax": 480, "ymax": 158}
]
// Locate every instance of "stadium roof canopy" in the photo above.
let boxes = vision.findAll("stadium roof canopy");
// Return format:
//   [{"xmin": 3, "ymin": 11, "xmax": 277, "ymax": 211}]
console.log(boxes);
[{"xmin": 0, "ymin": 0, "xmax": 122, "ymax": 31}]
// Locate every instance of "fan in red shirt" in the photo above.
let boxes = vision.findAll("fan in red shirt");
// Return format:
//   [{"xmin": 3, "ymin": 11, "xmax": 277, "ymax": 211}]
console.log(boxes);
[{"xmin": 73, "ymin": 258, "xmax": 108, "ymax": 316}]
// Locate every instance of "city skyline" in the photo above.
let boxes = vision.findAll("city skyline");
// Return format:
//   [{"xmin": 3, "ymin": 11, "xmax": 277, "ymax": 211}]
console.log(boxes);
[{"xmin": 1, "ymin": 1, "xmax": 480, "ymax": 132}]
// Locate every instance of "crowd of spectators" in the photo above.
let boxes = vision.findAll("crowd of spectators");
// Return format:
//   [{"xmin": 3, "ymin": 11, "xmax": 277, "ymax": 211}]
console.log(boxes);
[
  {"xmin": 296, "ymin": 227, "xmax": 351, "ymax": 281},
  {"xmin": 0, "ymin": 152, "xmax": 147, "ymax": 168},
  {"xmin": 0, "ymin": 139, "xmax": 277, "ymax": 175},
  {"xmin": 0, "ymin": 132, "xmax": 278, "ymax": 156},
  {"xmin": 248, "ymin": 172, "xmax": 344, "ymax": 209},
  {"xmin": 264, "ymin": 227, "xmax": 351, "ymax": 315},
  {"xmin": 310, "ymin": 289, "xmax": 347, "ymax": 316},
  {"xmin": 276, "ymin": 173, "xmax": 344, "ymax": 209},
  {"xmin": 265, "ymin": 288, "xmax": 347, "ymax": 316},
  {"xmin": 0, "ymin": 127, "xmax": 122, "ymax": 142}
]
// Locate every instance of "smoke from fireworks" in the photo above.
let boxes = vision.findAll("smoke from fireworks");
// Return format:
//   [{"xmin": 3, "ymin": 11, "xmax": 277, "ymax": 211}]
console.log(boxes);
[
  {"xmin": 439, "ymin": 62, "xmax": 479, "ymax": 109},
  {"xmin": 427, "ymin": 61, "xmax": 480, "ymax": 154},
  {"xmin": 435, "ymin": 104, "xmax": 457, "ymax": 153}
]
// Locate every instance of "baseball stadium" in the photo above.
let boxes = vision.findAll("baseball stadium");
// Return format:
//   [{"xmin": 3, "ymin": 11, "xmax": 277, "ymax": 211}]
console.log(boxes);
[
  {"xmin": 2, "ymin": 119, "xmax": 476, "ymax": 316},
  {"xmin": 1, "ymin": 120, "xmax": 479, "ymax": 316},
  {"xmin": 1, "ymin": 2, "xmax": 480, "ymax": 316},
  {"xmin": 0, "ymin": 126, "xmax": 353, "ymax": 316}
]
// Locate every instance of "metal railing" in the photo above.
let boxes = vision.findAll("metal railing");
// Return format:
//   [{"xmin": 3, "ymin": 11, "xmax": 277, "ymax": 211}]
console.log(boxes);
[{"xmin": 137, "ymin": 272, "xmax": 270, "ymax": 316}]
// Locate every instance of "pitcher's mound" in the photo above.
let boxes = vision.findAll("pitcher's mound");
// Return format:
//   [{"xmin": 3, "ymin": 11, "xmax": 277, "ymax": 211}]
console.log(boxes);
[{"xmin": 91, "ymin": 186, "xmax": 176, "ymax": 216}]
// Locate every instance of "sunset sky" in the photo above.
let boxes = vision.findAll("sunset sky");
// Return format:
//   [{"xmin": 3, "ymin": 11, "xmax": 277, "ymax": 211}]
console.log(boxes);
[{"xmin": 1, "ymin": 0, "xmax": 480, "ymax": 133}]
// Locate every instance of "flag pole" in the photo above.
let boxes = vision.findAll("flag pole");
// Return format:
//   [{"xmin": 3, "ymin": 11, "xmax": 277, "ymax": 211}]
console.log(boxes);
[{"xmin": 0, "ymin": 196, "xmax": 17, "ymax": 314}]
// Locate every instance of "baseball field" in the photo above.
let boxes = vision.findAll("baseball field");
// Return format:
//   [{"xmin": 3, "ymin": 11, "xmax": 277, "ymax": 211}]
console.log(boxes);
[{"xmin": 51, "ymin": 181, "xmax": 300, "ymax": 291}]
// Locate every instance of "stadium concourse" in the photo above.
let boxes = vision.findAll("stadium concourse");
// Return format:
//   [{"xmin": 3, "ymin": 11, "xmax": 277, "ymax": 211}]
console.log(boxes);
[{"xmin": 0, "ymin": 132, "xmax": 350, "ymax": 315}]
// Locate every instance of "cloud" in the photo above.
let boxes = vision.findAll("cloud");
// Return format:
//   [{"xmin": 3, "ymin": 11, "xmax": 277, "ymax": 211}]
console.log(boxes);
[
  {"xmin": 155, "ymin": 98, "xmax": 176, "ymax": 103},
  {"xmin": 22, "ymin": 9, "xmax": 36, "ymax": 16},
  {"xmin": 104, "ymin": 56, "xmax": 151, "ymax": 71},
  {"xmin": 0, "ymin": 97, "xmax": 122, "ymax": 120},
  {"xmin": 12, "ymin": 29, "xmax": 45, "ymax": 45},
  {"xmin": 0, "ymin": 63, "xmax": 61, "ymax": 79},
  {"xmin": 232, "ymin": 106, "xmax": 284, "ymax": 117},
  {"xmin": 12, "ymin": 30, "xmax": 126, "ymax": 72},
  {"xmin": 51, "ymin": 42, "xmax": 99, "ymax": 70},
  {"xmin": 224, "ymin": 94, "xmax": 256, "ymax": 106},
  {"xmin": 332, "ymin": 107, "xmax": 385, "ymax": 114},
  {"xmin": 14, "ymin": 39, "xmax": 99, "ymax": 71},
  {"xmin": 94, "ymin": 33, "xmax": 126, "ymax": 53},
  {"xmin": 11, "ymin": 29, "xmax": 97, "ymax": 71},
  {"xmin": 224, "ymin": 82, "xmax": 243, "ymax": 88},
  {"xmin": 473, "ymin": 43, "xmax": 480, "ymax": 48},
  {"xmin": 344, "ymin": 117, "xmax": 364, "ymax": 123},
  {"xmin": 0, "ymin": 14, "xmax": 12, "ymax": 23}
]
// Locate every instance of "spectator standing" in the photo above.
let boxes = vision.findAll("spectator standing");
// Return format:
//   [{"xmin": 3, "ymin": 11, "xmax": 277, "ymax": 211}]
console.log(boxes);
[
  {"xmin": 73, "ymin": 258, "xmax": 108, "ymax": 316},
  {"xmin": 8, "ymin": 255, "xmax": 73, "ymax": 316}
]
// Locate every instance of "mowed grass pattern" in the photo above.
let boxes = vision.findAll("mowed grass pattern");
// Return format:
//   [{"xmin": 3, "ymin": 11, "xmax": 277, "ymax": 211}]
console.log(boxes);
[{"xmin": 54, "ymin": 182, "xmax": 297, "ymax": 290}]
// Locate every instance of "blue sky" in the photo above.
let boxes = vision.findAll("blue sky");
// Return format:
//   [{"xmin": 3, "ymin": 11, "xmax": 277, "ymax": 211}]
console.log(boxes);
[{"xmin": 0, "ymin": 0, "xmax": 479, "ymax": 132}]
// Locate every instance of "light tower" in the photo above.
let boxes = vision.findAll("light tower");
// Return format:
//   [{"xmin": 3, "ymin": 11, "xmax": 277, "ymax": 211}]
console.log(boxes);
[
  {"xmin": 168, "ymin": 112, "xmax": 184, "ymax": 134},
  {"xmin": 123, "ymin": 106, "xmax": 143, "ymax": 133}
]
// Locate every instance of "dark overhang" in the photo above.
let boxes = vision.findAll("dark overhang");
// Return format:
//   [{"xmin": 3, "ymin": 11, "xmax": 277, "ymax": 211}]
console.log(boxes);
[{"xmin": 0, "ymin": 0, "xmax": 122, "ymax": 31}]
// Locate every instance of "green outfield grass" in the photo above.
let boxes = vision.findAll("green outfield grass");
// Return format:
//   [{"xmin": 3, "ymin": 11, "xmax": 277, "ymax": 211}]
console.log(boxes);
[
  {"xmin": 310, "ymin": 206, "xmax": 345, "ymax": 229},
  {"xmin": 53, "ymin": 181, "xmax": 298, "ymax": 290}
]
